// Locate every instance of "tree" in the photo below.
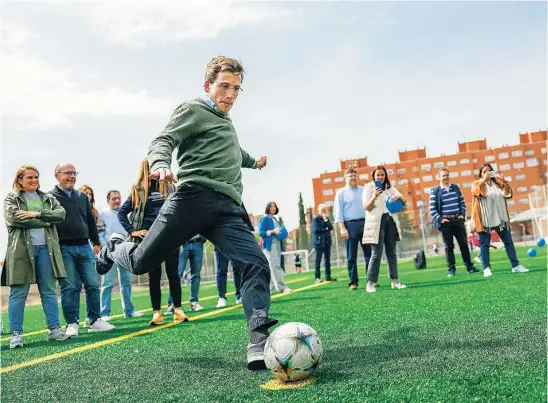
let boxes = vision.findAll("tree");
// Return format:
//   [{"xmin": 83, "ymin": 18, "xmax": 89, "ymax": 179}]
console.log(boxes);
[
  {"xmin": 298, "ymin": 193, "xmax": 308, "ymax": 250},
  {"xmin": 398, "ymin": 206, "xmax": 417, "ymax": 239}
]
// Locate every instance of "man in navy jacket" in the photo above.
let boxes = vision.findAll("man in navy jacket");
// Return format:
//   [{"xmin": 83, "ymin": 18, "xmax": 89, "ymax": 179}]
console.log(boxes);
[{"xmin": 312, "ymin": 204, "xmax": 336, "ymax": 282}]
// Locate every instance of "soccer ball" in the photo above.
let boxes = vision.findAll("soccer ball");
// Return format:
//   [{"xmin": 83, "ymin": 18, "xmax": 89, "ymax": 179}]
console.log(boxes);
[{"xmin": 264, "ymin": 322, "xmax": 323, "ymax": 382}]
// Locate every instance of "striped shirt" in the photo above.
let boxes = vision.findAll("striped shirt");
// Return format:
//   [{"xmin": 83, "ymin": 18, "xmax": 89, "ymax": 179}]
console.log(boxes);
[{"xmin": 429, "ymin": 185, "xmax": 466, "ymax": 223}]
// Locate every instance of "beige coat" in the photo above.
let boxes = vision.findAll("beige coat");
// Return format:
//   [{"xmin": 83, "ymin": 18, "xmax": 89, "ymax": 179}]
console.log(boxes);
[{"xmin": 361, "ymin": 181, "xmax": 403, "ymax": 245}]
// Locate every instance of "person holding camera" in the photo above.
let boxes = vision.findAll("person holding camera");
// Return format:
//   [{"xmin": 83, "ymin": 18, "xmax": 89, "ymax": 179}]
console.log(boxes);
[
  {"xmin": 429, "ymin": 168, "xmax": 479, "ymax": 277},
  {"xmin": 471, "ymin": 164, "xmax": 528, "ymax": 277}
]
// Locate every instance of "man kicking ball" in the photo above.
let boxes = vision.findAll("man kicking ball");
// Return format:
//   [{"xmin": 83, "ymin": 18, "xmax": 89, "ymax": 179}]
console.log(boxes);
[{"xmin": 96, "ymin": 56, "xmax": 277, "ymax": 370}]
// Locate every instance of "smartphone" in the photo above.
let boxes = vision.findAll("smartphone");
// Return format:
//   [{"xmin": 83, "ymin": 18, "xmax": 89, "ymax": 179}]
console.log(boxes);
[{"xmin": 375, "ymin": 180, "xmax": 383, "ymax": 189}]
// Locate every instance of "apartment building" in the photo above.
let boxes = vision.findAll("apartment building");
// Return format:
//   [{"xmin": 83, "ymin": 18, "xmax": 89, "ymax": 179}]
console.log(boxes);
[{"xmin": 312, "ymin": 130, "xmax": 547, "ymax": 231}]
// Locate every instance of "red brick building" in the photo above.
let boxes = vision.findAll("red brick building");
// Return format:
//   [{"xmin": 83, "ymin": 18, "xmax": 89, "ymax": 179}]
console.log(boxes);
[{"xmin": 312, "ymin": 130, "xmax": 547, "ymax": 231}]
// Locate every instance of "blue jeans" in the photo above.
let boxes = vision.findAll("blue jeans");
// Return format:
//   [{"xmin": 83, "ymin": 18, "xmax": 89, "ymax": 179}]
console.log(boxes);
[
  {"xmin": 215, "ymin": 246, "xmax": 241, "ymax": 300},
  {"xmin": 344, "ymin": 219, "xmax": 371, "ymax": 286},
  {"xmin": 478, "ymin": 227, "xmax": 519, "ymax": 269},
  {"xmin": 100, "ymin": 265, "xmax": 135, "ymax": 317},
  {"xmin": 8, "ymin": 245, "xmax": 61, "ymax": 332},
  {"xmin": 59, "ymin": 244, "xmax": 101, "ymax": 325},
  {"xmin": 168, "ymin": 242, "xmax": 203, "ymax": 305}
]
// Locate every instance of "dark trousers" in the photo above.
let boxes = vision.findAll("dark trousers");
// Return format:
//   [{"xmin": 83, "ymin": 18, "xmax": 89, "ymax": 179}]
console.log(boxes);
[
  {"xmin": 344, "ymin": 220, "xmax": 371, "ymax": 286},
  {"xmin": 367, "ymin": 214, "xmax": 399, "ymax": 283},
  {"xmin": 149, "ymin": 250, "xmax": 180, "ymax": 310},
  {"xmin": 215, "ymin": 246, "xmax": 242, "ymax": 300},
  {"xmin": 440, "ymin": 219, "xmax": 474, "ymax": 271},
  {"xmin": 314, "ymin": 246, "xmax": 332, "ymax": 280},
  {"xmin": 110, "ymin": 184, "xmax": 277, "ymax": 334},
  {"xmin": 478, "ymin": 227, "xmax": 519, "ymax": 269}
]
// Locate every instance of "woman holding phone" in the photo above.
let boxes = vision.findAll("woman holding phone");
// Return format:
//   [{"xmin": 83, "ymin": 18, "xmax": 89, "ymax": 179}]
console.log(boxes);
[
  {"xmin": 362, "ymin": 166, "xmax": 407, "ymax": 293},
  {"xmin": 471, "ymin": 164, "xmax": 528, "ymax": 277}
]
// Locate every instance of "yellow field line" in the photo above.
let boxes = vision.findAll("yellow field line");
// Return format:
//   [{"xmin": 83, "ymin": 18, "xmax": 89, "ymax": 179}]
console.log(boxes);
[
  {"xmin": 0, "ymin": 281, "xmax": 330, "ymax": 374},
  {"xmin": 0, "ymin": 275, "xmax": 316, "ymax": 342}
]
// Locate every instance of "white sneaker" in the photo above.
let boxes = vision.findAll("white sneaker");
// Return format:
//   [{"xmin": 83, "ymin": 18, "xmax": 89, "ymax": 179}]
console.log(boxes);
[
  {"xmin": 48, "ymin": 327, "xmax": 70, "ymax": 341},
  {"xmin": 391, "ymin": 280, "xmax": 407, "ymax": 290},
  {"xmin": 235, "ymin": 298, "xmax": 242, "ymax": 305},
  {"xmin": 216, "ymin": 298, "xmax": 227, "ymax": 308},
  {"xmin": 281, "ymin": 287, "xmax": 292, "ymax": 293},
  {"xmin": 512, "ymin": 265, "xmax": 529, "ymax": 273},
  {"xmin": 125, "ymin": 311, "xmax": 144, "ymax": 318},
  {"xmin": 10, "ymin": 332, "xmax": 23, "ymax": 348},
  {"xmin": 474, "ymin": 257, "xmax": 482, "ymax": 263},
  {"xmin": 483, "ymin": 267, "xmax": 493, "ymax": 277},
  {"xmin": 101, "ymin": 316, "xmax": 111, "ymax": 322},
  {"xmin": 164, "ymin": 305, "xmax": 175, "ymax": 315},
  {"xmin": 190, "ymin": 302, "xmax": 204, "ymax": 311},
  {"xmin": 88, "ymin": 318, "xmax": 115, "ymax": 332},
  {"xmin": 366, "ymin": 282, "xmax": 377, "ymax": 293},
  {"xmin": 66, "ymin": 323, "xmax": 79, "ymax": 337}
]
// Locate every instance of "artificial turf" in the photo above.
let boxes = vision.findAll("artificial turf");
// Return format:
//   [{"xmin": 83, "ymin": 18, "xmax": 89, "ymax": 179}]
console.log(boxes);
[{"xmin": 1, "ymin": 246, "xmax": 546, "ymax": 402}]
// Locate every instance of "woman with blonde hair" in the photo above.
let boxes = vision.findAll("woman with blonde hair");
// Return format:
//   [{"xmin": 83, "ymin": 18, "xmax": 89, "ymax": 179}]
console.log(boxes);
[
  {"xmin": 116, "ymin": 159, "xmax": 187, "ymax": 325},
  {"xmin": 2, "ymin": 165, "xmax": 69, "ymax": 348},
  {"xmin": 471, "ymin": 164, "xmax": 528, "ymax": 277}
]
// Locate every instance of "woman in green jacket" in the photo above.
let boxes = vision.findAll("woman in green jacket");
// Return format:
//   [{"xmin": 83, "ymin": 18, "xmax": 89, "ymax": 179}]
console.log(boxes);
[{"xmin": 3, "ymin": 165, "xmax": 70, "ymax": 348}]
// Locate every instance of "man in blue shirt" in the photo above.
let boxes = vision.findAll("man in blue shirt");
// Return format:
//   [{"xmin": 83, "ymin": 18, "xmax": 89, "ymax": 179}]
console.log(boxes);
[
  {"xmin": 429, "ymin": 168, "xmax": 479, "ymax": 277},
  {"xmin": 333, "ymin": 168, "xmax": 371, "ymax": 290}
]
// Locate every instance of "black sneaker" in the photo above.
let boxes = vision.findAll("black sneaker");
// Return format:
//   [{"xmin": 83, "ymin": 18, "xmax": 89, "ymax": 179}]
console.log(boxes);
[
  {"xmin": 325, "ymin": 278, "xmax": 337, "ymax": 282},
  {"xmin": 96, "ymin": 233, "xmax": 126, "ymax": 275},
  {"xmin": 467, "ymin": 267, "xmax": 481, "ymax": 274},
  {"xmin": 247, "ymin": 339, "xmax": 267, "ymax": 371},
  {"xmin": 447, "ymin": 268, "xmax": 456, "ymax": 277}
]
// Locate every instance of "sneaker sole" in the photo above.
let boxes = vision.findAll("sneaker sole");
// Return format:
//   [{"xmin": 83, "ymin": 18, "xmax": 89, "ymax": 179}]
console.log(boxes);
[
  {"xmin": 247, "ymin": 358, "xmax": 267, "ymax": 371},
  {"xmin": 174, "ymin": 317, "xmax": 189, "ymax": 323},
  {"xmin": 149, "ymin": 321, "xmax": 165, "ymax": 326},
  {"xmin": 88, "ymin": 328, "xmax": 115, "ymax": 333}
]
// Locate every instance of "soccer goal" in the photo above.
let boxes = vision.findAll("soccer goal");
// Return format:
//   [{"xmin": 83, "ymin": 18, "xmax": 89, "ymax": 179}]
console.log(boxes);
[{"xmin": 281, "ymin": 249, "xmax": 310, "ymax": 273}]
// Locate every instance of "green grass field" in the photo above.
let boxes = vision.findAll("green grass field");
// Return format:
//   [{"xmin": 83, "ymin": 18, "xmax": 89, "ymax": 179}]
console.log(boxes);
[{"xmin": 1, "ymin": 246, "xmax": 546, "ymax": 402}]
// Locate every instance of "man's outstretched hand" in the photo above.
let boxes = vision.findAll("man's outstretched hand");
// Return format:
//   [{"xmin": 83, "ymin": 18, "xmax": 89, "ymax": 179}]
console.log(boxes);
[
  {"xmin": 149, "ymin": 167, "xmax": 178, "ymax": 182},
  {"xmin": 256, "ymin": 156, "xmax": 267, "ymax": 169}
]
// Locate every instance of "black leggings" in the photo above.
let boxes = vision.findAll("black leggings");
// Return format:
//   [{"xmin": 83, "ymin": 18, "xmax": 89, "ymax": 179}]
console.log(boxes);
[{"xmin": 149, "ymin": 250, "xmax": 181, "ymax": 310}]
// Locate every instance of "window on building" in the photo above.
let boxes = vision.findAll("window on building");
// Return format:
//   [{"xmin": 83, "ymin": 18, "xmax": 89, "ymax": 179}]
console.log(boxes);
[
  {"xmin": 434, "ymin": 162, "xmax": 444, "ymax": 169},
  {"xmin": 424, "ymin": 188, "xmax": 431, "ymax": 194},
  {"xmin": 517, "ymin": 186, "xmax": 527, "ymax": 193},
  {"xmin": 544, "ymin": 159, "xmax": 548, "ymax": 166},
  {"xmin": 485, "ymin": 155, "xmax": 495, "ymax": 162},
  {"xmin": 415, "ymin": 190, "xmax": 421, "ymax": 195},
  {"xmin": 322, "ymin": 178, "xmax": 331, "ymax": 184},
  {"xmin": 398, "ymin": 179, "xmax": 408, "ymax": 185},
  {"xmin": 335, "ymin": 177, "xmax": 344, "ymax": 182},
  {"xmin": 413, "ymin": 178, "xmax": 420, "ymax": 184},
  {"xmin": 499, "ymin": 164, "xmax": 510, "ymax": 171},
  {"xmin": 515, "ymin": 174, "xmax": 526, "ymax": 180},
  {"xmin": 421, "ymin": 164, "xmax": 431, "ymax": 172},
  {"xmin": 323, "ymin": 189, "xmax": 333, "ymax": 196},
  {"xmin": 462, "ymin": 182, "xmax": 472, "ymax": 188},
  {"xmin": 542, "ymin": 147, "xmax": 547, "ymax": 154},
  {"xmin": 474, "ymin": 169, "xmax": 479, "ymax": 175},
  {"xmin": 460, "ymin": 158, "xmax": 470, "ymax": 164},
  {"xmin": 413, "ymin": 167, "xmax": 419, "ymax": 172},
  {"xmin": 499, "ymin": 152, "xmax": 509, "ymax": 159},
  {"xmin": 519, "ymin": 199, "xmax": 529, "ymax": 205},
  {"xmin": 504, "ymin": 176, "xmax": 512, "ymax": 182},
  {"xmin": 359, "ymin": 174, "xmax": 368, "ymax": 180},
  {"xmin": 417, "ymin": 200, "xmax": 425, "ymax": 207},
  {"xmin": 387, "ymin": 169, "xmax": 394, "ymax": 175},
  {"xmin": 461, "ymin": 170, "xmax": 471, "ymax": 176},
  {"xmin": 449, "ymin": 172, "xmax": 458, "ymax": 178},
  {"xmin": 514, "ymin": 162, "xmax": 525, "ymax": 169},
  {"xmin": 422, "ymin": 175, "xmax": 432, "ymax": 182},
  {"xmin": 526, "ymin": 158, "xmax": 538, "ymax": 167},
  {"xmin": 525, "ymin": 150, "xmax": 534, "ymax": 156},
  {"xmin": 325, "ymin": 201, "xmax": 334, "ymax": 207},
  {"xmin": 509, "ymin": 212, "xmax": 517, "ymax": 218},
  {"xmin": 512, "ymin": 150, "xmax": 523, "ymax": 157},
  {"xmin": 397, "ymin": 168, "xmax": 407, "ymax": 174},
  {"xmin": 447, "ymin": 160, "xmax": 457, "ymax": 166},
  {"xmin": 473, "ymin": 158, "xmax": 478, "ymax": 163},
  {"xmin": 507, "ymin": 200, "xmax": 515, "ymax": 206},
  {"xmin": 531, "ymin": 185, "xmax": 540, "ymax": 191}
]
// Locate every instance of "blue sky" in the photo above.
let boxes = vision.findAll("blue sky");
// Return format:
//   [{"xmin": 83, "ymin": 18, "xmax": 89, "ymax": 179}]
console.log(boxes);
[{"xmin": 1, "ymin": 1, "xmax": 546, "ymax": 254}]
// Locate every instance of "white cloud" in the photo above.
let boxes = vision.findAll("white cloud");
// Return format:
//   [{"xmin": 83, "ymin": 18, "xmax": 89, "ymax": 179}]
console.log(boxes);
[
  {"xmin": 1, "ymin": 25, "xmax": 174, "ymax": 129},
  {"xmin": 79, "ymin": 0, "xmax": 297, "ymax": 47}
]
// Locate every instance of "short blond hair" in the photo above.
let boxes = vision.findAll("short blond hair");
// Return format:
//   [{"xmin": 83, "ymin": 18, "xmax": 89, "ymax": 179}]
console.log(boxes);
[{"xmin": 12, "ymin": 165, "xmax": 40, "ymax": 191}]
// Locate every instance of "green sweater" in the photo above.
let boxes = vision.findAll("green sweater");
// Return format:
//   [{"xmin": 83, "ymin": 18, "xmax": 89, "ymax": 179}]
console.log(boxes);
[{"xmin": 147, "ymin": 99, "xmax": 257, "ymax": 205}]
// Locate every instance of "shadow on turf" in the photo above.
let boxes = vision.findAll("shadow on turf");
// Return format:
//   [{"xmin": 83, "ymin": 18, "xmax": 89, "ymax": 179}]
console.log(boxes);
[{"xmin": 316, "ymin": 327, "xmax": 514, "ymax": 384}]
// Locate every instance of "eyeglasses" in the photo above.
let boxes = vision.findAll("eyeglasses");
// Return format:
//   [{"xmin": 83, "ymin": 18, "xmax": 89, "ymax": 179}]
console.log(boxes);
[
  {"xmin": 215, "ymin": 82, "xmax": 242, "ymax": 95},
  {"xmin": 58, "ymin": 171, "xmax": 79, "ymax": 176}
]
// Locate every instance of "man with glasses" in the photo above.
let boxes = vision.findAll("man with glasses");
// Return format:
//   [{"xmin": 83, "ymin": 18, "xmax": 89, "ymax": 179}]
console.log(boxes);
[
  {"xmin": 52, "ymin": 164, "xmax": 114, "ymax": 336},
  {"xmin": 96, "ymin": 56, "xmax": 277, "ymax": 371},
  {"xmin": 333, "ymin": 168, "xmax": 371, "ymax": 291}
]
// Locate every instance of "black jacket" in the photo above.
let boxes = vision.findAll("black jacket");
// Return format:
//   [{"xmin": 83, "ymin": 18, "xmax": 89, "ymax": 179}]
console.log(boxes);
[
  {"xmin": 312, "ymin": 214, "xmax": 333, "ymax": 248},
  {"xmin": 51, "ymin": 186, "xmax": 100, "ymax": 246}
]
